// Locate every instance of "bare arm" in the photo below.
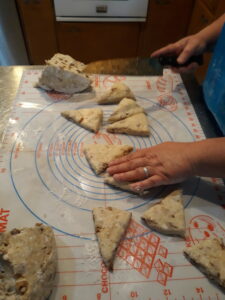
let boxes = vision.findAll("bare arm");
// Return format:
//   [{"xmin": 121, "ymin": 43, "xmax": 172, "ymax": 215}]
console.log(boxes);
[
  {"xmin": 151, "ymin": 13, "xmax": 225, "ymax": 72},
  {"xmin": 197, "ymin": 13, "xmax": 225, "ymax": 49},
  {"xmin": 107, "ymin": 138, "xmax": 225, "ymax": 192},
  {"xmin": 190, "ymin": 138, "xmax": 225, "ymax": 178}
]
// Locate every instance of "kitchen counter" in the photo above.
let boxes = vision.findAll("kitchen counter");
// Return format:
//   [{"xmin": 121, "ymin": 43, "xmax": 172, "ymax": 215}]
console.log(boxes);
[
  {"xmin": 0, "ymin": 66, "xmax": 41, "ymax": 139},
  {"xmin": 0, "ymin": 64, "xmax": 222, "ymax": 140},
  {"xmin": 0, "ymin": 64, "xmax": 225, "ymax": 300}
]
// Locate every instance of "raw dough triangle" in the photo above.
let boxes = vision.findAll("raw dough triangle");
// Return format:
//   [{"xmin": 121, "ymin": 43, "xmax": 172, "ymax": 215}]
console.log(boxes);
[
  {"xmin": 93, "ymin": 206, "xmax": 132, "ymax": 270},
  {"xmin": 104, "ymin": 176, "xmax": 135, "ymax": 193},
  {"xmin": 142, "ymin": 190, "xmax": 186, "ymax": 237},
  {"xmin": 107, "ymin": 113, "xmax": 149, "ymax": 136},
  {"xmin": 97, "ymin": 82, "xmax": 135, "ymax": 104},
  {"xmin": 61, "ymin": 108, "xmax": 103, "ymax": 132},
  {"xmin": 108, "ymin": 98, "xmax": 145, "ymax": 123},
  {"xmin": 84, "ymin": 144, "xmax": 133, "ymax": 174},
  {"xmin": 184, "ymin": 238, "xmax": 225, "ymax": 289},
  {"xmin": 104, "ymin": 176, "xmax": 149, "ymax": 195}
]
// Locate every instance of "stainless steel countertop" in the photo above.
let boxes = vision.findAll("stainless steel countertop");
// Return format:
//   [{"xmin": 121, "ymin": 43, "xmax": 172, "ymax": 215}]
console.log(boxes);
[{"xmin": 0, "ymin": 66, "xmax": 42, "ymax": 139}]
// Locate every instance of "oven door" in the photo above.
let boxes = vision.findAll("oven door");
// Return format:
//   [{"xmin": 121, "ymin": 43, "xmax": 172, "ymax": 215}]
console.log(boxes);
[{"xmin": 54, "ymin": 0, "xmax": 149, "ymax": 22}]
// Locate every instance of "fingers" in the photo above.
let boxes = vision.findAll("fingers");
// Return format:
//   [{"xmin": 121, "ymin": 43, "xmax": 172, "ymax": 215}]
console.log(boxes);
[
  {"xmin": 108, "ymin": 148, "xmax": 148, "ymax": 167},
  {"xmin": 108, "ymin": 157, "xmax": 148, "ymax": 176},
  {"xmin": 113, "ymin": 166, "xmax": 151, "ymax": 182},
  {"xmin": 179, "ymin": 62, "xmax": 199, "ymax": 73},
  {"xmin": 177, "ymin": 43, "xmax": 197, "ymax": 64},
  {"xmin": 130, "ymin": 175, "xmax": 165, "ymax": 191},
  {"xmin": 151, "ymin": 43, "xmax": 178, "ymax": 58},
  {"xmin": 108, "ymin": 154, "xmax": 130, "ymax": 167},
  {"xmin": 171, "ymin": 62, "xmax": 199, "ymax": 74}
]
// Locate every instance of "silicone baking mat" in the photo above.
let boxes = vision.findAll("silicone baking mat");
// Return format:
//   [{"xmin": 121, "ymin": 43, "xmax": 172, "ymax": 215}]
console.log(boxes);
[{"xmin": 0, "ymin": 69, "xmax": 225, "ymax": 299}]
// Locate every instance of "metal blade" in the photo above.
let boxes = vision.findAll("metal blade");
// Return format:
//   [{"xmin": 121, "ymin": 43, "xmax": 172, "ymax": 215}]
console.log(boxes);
[{"xmin": 84, "ymin": 57, "xmax": 163, "ymax": 76}]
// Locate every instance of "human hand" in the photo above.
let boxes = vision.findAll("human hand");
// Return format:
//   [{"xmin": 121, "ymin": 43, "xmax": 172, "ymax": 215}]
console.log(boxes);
[
  {"xmin": 151, "ymin": 34, "xmax": 207, "ymax": 73},
  {"xmin": 107, "ymin": 142, "xmax": 195, "ymax": 192}
]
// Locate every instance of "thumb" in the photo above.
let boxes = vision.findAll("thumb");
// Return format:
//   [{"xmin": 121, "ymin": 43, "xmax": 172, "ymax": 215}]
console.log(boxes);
[{"xmin": 177, "ymin": 46, "xmax": 194, "ymax": 64}]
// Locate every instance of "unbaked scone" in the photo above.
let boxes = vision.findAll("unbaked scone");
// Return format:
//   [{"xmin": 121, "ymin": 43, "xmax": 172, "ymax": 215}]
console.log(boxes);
[{"xmin": 0, "ymin": 223, "xmax": 57, "ymax": 300}]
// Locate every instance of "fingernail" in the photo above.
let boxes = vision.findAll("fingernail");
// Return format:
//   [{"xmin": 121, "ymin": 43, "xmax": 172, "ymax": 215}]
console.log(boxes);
[{"xmin": 131, "ymin": 186, "xmax": 142, "ymax": 193}]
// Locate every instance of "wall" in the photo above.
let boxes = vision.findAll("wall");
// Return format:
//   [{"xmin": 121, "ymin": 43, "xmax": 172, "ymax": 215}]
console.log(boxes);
[{"xmin": 0, "ymin": 0, "xmax": 28, "ymax": 65}]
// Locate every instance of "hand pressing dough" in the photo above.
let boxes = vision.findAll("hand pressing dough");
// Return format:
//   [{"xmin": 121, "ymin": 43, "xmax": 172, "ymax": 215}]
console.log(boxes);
[{"xmin": 83, "ymin": 144, "xmax": 133, "ymax": 174}]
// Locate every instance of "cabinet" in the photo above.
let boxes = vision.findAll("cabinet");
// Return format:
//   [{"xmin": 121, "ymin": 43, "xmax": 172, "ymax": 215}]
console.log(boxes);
[
  {"xmin": 139, "ymin": 0, "xmax": 194, "ymax": 56},
  {"xmin": 16, "ymin": 0, "xmax": 194, "ymax": 64},
  {"xmin": 188, "ymin": 0, "xmax": 214, "ymax": 34},
  {"xmin": 16, "ymin": 0, "xmax": 57, "ymax": 64},
  {"xmin": 57, "ymin": 22, "xmax": 141, "ymax": 63},
  {"xmin": 201, "ymin": 0, "xmax": 220, "ymax": 15}
]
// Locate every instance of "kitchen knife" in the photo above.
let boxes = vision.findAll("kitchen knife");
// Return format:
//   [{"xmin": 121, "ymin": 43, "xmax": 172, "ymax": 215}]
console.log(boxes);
[
  {"xmin": 84, "ymin": 57, "xmax": 163, "ymax": 76},
  {"xmin": 84, "ymin": 55, "xmax": 203, "ymax": 76}
]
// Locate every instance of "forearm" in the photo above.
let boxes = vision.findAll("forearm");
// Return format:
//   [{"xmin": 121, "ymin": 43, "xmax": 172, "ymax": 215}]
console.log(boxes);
[
  {"xmin": 197, "ymin": 13, "xmax": 225, "ymax": 48},
  {"xmin": 188, "ymin": 138, "xmax": 225, "ymax": 178}
]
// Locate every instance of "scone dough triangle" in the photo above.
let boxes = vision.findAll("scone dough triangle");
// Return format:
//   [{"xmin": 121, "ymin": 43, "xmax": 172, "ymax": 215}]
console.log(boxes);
[
  {"xmin": 84, "ymin": 144, "xmax": 133, "ymax": 174},
  {"xmin": 93, "ymin": 206, "xmax": 132, "ymax": 270},
  {"xmin": 142, "ymin": 190, "xmax": 186, "ymax": 237},
  {"xmin": 108, "ymin": 98, "xmax": 145, "ymax": 123},
  {"xmin": 97, "ymin": 82, "xmax": 135, "ymax": 104},
  {"xmin": 184, "ymin": 238, "xmax": 225, "ymax": 289},
  {"xmin": 61, "ymin": 108, "xmax": 103, "ymax": 132},
  {"xmin": 104, "ymin": 176, "xmax": 149, "ymax": 195},
  {"xmin": 104, "ymin": 176, "xmax": 135, "ymax": 193},
  {"xmin": 107, "ymin": 112, "xmax": 149, "ymax": 136}
]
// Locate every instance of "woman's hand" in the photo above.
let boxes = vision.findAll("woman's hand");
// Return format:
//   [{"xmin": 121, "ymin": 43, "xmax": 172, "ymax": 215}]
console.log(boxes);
[
  {"xmin": 107, "ymin": 142, "xmax": 195, "ymax": 192},
  {"xmin": 151, "ymin": 34, "xmax": 207, "ymax": 73}
]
